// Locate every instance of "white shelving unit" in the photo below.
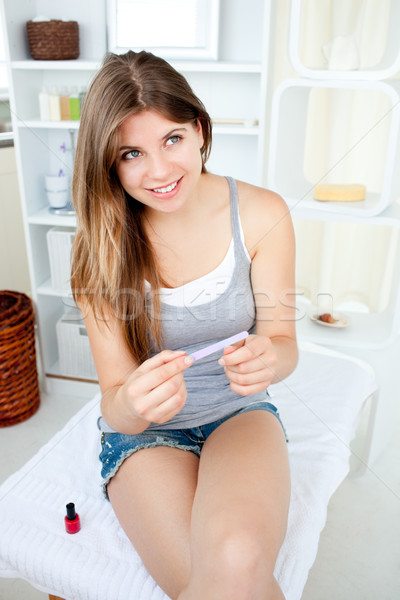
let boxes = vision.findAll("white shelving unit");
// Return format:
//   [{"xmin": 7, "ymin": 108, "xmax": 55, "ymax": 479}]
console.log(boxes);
[
  {"xmin": 266, "ymin": 0, "xmax": 400, "ymax": 465},
  {"xmin": 289, "ymin": 0, "xmax": 400, "ymax": 80},
  {"xmin": 0, "ymin": 0, "xmax": 271, "ymax": 396},
  {"xmin": 268, "ymin": 78, "xmax": 400, "ymax": 217}
]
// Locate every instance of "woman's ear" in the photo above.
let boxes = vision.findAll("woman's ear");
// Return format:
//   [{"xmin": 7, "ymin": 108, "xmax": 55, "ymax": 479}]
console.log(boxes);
[{"xmin": 195, "ymin": 119, "xmax": 204, "ymax": 148}]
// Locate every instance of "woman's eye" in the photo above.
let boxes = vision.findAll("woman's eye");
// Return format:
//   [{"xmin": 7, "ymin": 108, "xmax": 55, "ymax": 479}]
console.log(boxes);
[
  {"xmin": 166, "ymin": 135, "xmax": 181, "ymax": 146},
  {"xmin": 123, "ymin": 149, "xmax": 141, "ymax": 160}
]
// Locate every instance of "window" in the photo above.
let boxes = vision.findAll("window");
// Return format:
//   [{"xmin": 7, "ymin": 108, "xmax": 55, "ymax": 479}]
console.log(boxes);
[{"xmin": 107, "ymin": 0, "xmax": 220, "ymax": 60}]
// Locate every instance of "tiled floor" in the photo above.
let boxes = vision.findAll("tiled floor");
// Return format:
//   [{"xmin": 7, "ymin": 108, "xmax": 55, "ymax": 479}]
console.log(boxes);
[{"xmin": 1, "ymin": 389, "xmax": 399, "ymax": 600}]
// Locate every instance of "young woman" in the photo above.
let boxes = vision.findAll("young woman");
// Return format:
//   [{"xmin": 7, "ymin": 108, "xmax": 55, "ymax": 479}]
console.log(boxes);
[{"xmin": 71, "ymin": 50, "xmax": 298, "ymax": 600}]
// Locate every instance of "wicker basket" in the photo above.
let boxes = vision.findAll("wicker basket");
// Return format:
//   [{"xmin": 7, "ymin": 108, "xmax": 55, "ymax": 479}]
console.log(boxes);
[
  {"xmin": 0, "ymin": 291, "xmax": 40, "ymax": 427},
  {"xmin": 26, "ymin": 20, "xmax": 79, "ymax": 60}
]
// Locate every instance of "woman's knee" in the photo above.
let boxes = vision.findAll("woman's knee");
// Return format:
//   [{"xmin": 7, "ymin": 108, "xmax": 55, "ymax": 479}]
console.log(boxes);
[
  {"xmin": 202, "ymin": 528, "xmax": 273, "ymax": 596},
  {"xmin": 218, "ymin": 529, "xmax": 262, "ymax": 572}
]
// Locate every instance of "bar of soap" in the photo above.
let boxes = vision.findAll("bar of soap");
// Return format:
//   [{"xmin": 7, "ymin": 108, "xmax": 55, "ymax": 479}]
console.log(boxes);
[{"xmin": 314, "ymin": 183, "xmax": 366, "ymax": 202}]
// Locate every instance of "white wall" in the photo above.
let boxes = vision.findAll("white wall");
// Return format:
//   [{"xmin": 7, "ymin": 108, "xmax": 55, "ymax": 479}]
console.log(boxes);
[{"xmin": 0, "ymin": 145, "xmax": 30, "ymax": 294}]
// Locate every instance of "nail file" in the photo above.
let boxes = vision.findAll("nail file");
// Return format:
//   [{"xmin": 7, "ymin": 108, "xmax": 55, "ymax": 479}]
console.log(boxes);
[{"xmin": 189, "ymin": 331, "xmax": 249, "ymax": 362}]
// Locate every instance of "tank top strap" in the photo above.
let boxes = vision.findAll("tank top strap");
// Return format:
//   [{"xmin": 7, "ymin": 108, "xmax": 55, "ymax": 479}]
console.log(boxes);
[{"xmin": 225, "ymin": 175, "xmax": 247, "ymax": 263}]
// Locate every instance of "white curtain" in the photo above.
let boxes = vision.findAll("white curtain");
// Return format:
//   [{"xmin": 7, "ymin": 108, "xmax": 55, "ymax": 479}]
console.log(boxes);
[
  {"xmin": 298, "ymin": 0, "xmax": 391, "ymax": 70},
  {"xmin": 270, "ymin": 0, "xmax": 400, "ymax": 314}
]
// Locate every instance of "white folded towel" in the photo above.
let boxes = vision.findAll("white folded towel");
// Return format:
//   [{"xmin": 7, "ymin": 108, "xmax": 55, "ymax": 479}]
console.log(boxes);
[{"xmin": 0, "ymin": 343, "xmax": 377, "ymax": 600}]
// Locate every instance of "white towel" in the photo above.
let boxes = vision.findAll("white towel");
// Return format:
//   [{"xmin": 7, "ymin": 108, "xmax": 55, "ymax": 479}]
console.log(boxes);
[{"xmin": 0, "ymin": 343, "xmax": 377, "ymax": 600}]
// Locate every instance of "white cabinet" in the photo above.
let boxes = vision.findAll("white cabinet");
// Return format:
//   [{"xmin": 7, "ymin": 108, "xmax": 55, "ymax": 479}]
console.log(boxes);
[
  {"xmin": 0, "ymin": 0, "xmax": 271, "ymax": 395},
  {"xmin": 266, "ymin": 0, "xmax": 400, "ymax": 465}
]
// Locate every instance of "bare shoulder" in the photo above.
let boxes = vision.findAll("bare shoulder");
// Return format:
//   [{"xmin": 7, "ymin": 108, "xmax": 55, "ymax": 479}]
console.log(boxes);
[
  {"xmin": 236, "ymin": 180, "xmax": 292, "ymax": 257},
  {"xmin": 237, "ymin": 179, "xmax": 289, "ymax": 220}
]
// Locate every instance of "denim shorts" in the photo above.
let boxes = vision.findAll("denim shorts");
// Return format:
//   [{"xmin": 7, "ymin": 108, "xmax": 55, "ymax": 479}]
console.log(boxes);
[{"xmin": 99, "ymin": 400, "xmax": 287, "ymax": 496}]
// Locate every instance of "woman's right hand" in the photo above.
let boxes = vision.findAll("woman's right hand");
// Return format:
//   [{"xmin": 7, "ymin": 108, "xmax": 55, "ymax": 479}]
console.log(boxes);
[{"xmin": 121, "ymin": 350, "xmax": 193, "ymax": 426}]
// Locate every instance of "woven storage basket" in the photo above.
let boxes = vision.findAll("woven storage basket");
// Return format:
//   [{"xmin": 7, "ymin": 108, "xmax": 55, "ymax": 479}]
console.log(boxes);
[
  {"xmin": 26, "ymin": 20, "xmax": 79, "ymax": 60},
  {"xmin": 0, "ymin": 291, "xmax": 40, "ymax": 426}
]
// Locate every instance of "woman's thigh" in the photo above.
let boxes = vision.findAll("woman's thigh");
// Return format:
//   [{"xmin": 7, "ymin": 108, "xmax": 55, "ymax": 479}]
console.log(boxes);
[
  {"xmin": 107, "ymin": 446, "xmax": 199, "ymax": 599},
  {"xmin": 188, "ymin": 410, "xmax": 290, "ymax": 586}
]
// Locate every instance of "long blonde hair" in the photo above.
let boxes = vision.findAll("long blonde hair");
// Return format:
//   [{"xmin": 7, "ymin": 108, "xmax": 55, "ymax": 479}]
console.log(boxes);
[{"xmin": 71, "ymin": 51, "xmax": 212, "ymax": 363}]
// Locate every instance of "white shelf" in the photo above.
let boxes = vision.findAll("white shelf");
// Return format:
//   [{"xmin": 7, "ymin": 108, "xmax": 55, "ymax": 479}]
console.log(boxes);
[
  {"xmin": 11, "ymin": 59, "xmax": 101, "ymax": 71},
  {"xmin": 296, "ymin": 307, "xmax": 400, "ymax": 350},
  {"xmin": 289, "ymin": 0, "xmax": 400, "ymax": 80},
  {"xmin": 28, "ymin": 207, "xmax": 76, "ymax": 227},
  {"xmin": 37, "ymin": 278, "xmax": 72, "ymax": 298},
  {"xmin": 18, "ymin": 120, "xmax": 260, "ymax": 136},
  {"xmin": 46, "ymin": 360, "xmax": 99, "ymax": 384},
  {"xmin": 213, "ymin": 125, "xmax": 259, "ymax": 136},
  {"xmin": 17, "ymin": 120, "xmax": 80, "ymax": 130},
  {"xmin": 288, "ymin": 199, "xmax": 400, "ymax": 227},
  {"xmin": 268, "ymin": 78, "xmax": 400, "ymax": 218},
  {"xmin": 0, "ymin": 131, "xmax": 13, "ymax": 142},
  {"xmin": 11, "ymin": 59, "xmax": 262, "ymax": 74},
  {"xmin": 172, "ymin": 61, "xmax": 262, "ymax": 73}
]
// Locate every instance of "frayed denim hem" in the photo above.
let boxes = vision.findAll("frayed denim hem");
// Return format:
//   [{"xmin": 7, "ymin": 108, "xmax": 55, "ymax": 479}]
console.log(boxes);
[
  {"xmin": 99, "ymin": 398, "xmax": 288, "ymax": 499},
  {"xmin": 100, "ymin": 440, "xmax": 201, "ymax": 500}
]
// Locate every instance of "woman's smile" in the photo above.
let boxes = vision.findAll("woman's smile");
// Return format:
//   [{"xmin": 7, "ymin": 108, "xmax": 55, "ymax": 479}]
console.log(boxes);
[{"xmin": 146, "ymin": 176, "xmax": 183, "ymax": 198}]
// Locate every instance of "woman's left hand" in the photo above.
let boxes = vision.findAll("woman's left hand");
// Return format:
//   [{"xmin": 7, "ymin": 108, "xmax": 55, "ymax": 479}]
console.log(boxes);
[{"xmin": 218, "ymin": 334, "xmax": 277, "ymax": 396}]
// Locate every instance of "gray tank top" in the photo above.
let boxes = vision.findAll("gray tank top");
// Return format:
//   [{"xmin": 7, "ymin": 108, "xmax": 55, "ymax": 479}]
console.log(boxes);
[{"xmin": 144, "ymin": 176, "xmax": 268, "ymax": 430}]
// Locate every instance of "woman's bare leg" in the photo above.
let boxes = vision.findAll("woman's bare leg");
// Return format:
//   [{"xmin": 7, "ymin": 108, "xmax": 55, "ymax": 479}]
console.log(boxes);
[
  {"xmin": 178, "ymin": 410, "xmax": 290, "ymax": 600},
  {"xmin": 107, "ymin": 410, "xmax": 290, "ymax": 599},
  {"xmin": 107, "ymin": 446, "xmax": 199, "ymax": 599}
]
